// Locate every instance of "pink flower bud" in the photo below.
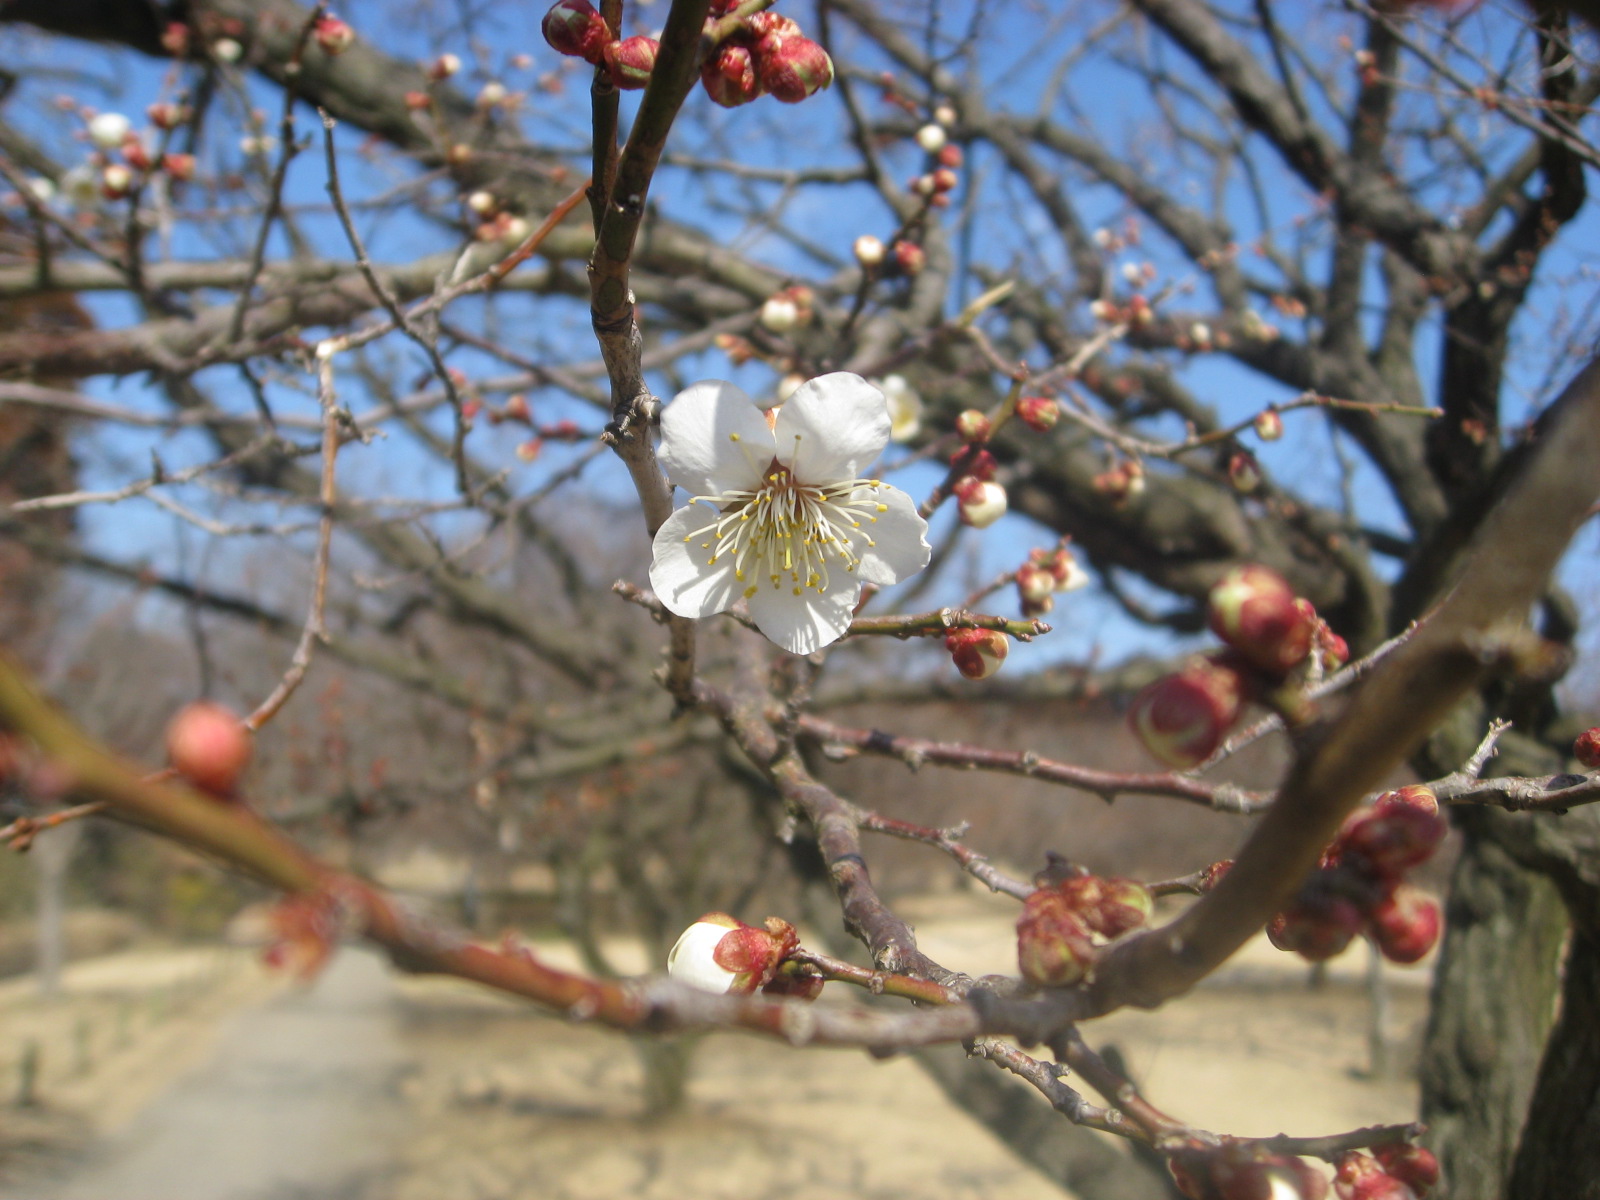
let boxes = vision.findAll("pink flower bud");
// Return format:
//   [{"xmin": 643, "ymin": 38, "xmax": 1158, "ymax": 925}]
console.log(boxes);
[
  {"xmin": 1227, "ymin": 449, "xmax": 1261, "ymax": 493},
  {"xmin": 702, "ymin": 44, "xmax": 762, "ymax": 107},
  {"xmin": 161, "ymin": 152, "xmax": 196, "ymax": 182},
  {"xmin": 1128, "ymin": 654, "xmax": 1247, "ymax": 768},
  {"xmin": 1046, "ymin": 546, "xmax": 1089, "ymax": 592},
  {"xmin": 119, "ymin": 136, "xmax": 151, "ymax": 171},
  {"xmin": 954, "ymin": 476, "xmax": 1007, "ymax": 528},
  {"xmin": 945, "ymin": 627, "xmax": 1008, "ymax": 679},
  {"xmin": 1206, "ymin": 564, "xmax": 1315, "ymax": 675},
  {"xmin": 428, "ymin": 52, "xmax": 462, "ymax": 80},
  {"xmin": 1378, "ymin": 784, "xmax": 1440, "ymax": 818},
  {"xmin": 893, "ymin": 240, "xmax": 925, "ymax": 275},
  {"xmin": 930, "ymin": 166, "xmax": 958, "ymax": 194},
  {"xmin": 147, "ymin": 102, "xmax": 188, "ymax": 130},
  {"xmin": 314, "ymin": 14, "xmax": 355, "ymax": 55},
  {"xmin": 1367, "ymin": 885, "xmax": 1440, "ymax": 965},
  {"xmin": 1372, "ymin": 1144, "xmax": 1438, "ymax": 1195},
  {"xmin": 166, "ymin": 702, "xmax": 252, "ymax": 796},
  {"xmin": 1316, "ymin": 626, "xmax": 1349, "ymax": 672},
  {"xmin": 755, "ymin": 34, "xmax": 833, "ymax": 103},
  {"xmin": 1254, "ymin": 408, "xmax": 1284, "ymax": 441},
  {"xmin": 937, "ymin": 143, "xmax": 963, "ymax": 169},
  {"xmin": 604, "ymin": 35, "xmax": 658, "ymax": 90},
  {"xmin": 1016, "ymin": 395, "xmax": 1059, "ymax": 432},
  {"xmin": 1335, "ymin": 1153, "xmax": 1419, "ymax": 1200},
  {"xmin": 1575, "ymin": 726, "xmax": 1600, "ymax": 769},
  {"xmin": 160, "ymin": 21, "xmax": 191, "ymax": 56},
  {"xmin": 404, "ymin": 91, "xmax": 431, "ymax": 110},
  {"xmin": 1016, "ymin": 888, "xmax": 1095, "ymax": 987},
  {"xmin": 955, "ymin": 408, "xmax": 991, "ymax": 442},
  {"xmin": 956, "ymin": 447, "xmax": 998, "ymax": 481},
  {"xmin": 542, "ymin": 0, "xmax": 611, "ymax": 64}
]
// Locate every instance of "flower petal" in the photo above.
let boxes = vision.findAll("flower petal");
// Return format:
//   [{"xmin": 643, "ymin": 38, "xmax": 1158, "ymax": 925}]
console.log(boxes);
[
  {"xmin": 774, "ymin": 372, "xmax": 890, "ymax": 481},
  {"xmin": 853, "ymin": 484, "xmax": 932, "ymax": 586},
  {"xmin": 658, "ymin": 380, "xmax": 775, "ymax": 497},
  {"xmin": 650, "ymin": 503, "xmax": 744, "ymax": 618},
  {"xmin": 746, "ymin": 582, "xmax": 857, "ymax": 655}
]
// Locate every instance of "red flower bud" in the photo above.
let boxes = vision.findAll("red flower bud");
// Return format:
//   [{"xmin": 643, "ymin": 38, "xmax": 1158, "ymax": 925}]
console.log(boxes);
[
  {"xmin": 604, "ymin": 35, "xmax": 658, "ymax": 89},
  {"xmin": 1338, "ymin": 802, "xmax": 1445, "ymax": 874},
  {"xmin": 1128, "ymin": 654, "xmax": 1247, "ymax": 768},
  {"xmin": 1016, "ymin": 395, "xmax": 1059, "ymax": 432},
  {"xmin": 945, "ymin": 627, "xmax": 1009, "ymax": 679},
  {"xmin": 1268, "ymin": 887, "xmax": 1364, "ymax": 962},
  {"xmin": 1335, "ymin": 1152, "xmax": 1419, "ymax": 1200},
  {"xmin": 166, "ymin": 702, "xmax": 252, "ymax": 796},
  {"xmin": 161, "ymin": 152, "xmax": 196, "ymax": 182},
  {"xmin": 1371, "ymin": 1144, "xmax": 1438, "ymax": 1194},
  {"xmin": 313, "ymin": 14, "xmax": 355, "ymax": 55},
  {"xmin": 1206, "ymin": 564, "xmax": 1315, "ymax": 675},
  {"xmin": 542, "ymin": 0, "xmax": 611, "ymax": 64},
  {"xmin": 893, "ymin": 240, "xmax": 925, "ymax": 275},
  {"xmin": 1367, "ymin": 884, "xmax": 1440, "ymax": 965},
  {"xmin": 1378, "ymin": 784, "xmax": 1439, "ymax": 818},
  {"xmin": 755, "ymin": 35, "xmax": 834, "ymax": 103},
  {"xmin": 1575, "ymin": 726, "xmax": 1600, "ymax": 769},
  {"xmin": 1017, "ymin": 888, "xmax": 1096, "ymax": 987},
  {"xmin": 667, "ymin": 912, "xmax": 800, "ymax": 994},
  {"xmin": 1172, "ymin": 1144, "xmax": 1329, "ymax": 1200},
  {"xmin": 702, "ymin": 44, "xmax": 762, "ymax": 107}
]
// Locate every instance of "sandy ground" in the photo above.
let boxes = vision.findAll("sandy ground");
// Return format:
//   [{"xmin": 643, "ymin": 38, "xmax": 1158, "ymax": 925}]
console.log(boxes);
[{"xmin": 0, "ymin": 894, "xmax": 1429, "ymax": 1200}]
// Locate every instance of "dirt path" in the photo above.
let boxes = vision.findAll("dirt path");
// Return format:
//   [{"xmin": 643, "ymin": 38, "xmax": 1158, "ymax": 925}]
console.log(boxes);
[{"xmin": 14, "ymin": 950, "xmax": 413, "ymax": 1200}]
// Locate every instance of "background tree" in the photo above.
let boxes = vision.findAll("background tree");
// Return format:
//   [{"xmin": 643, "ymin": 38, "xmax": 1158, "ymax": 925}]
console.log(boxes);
[{"xmin": 1, "ymin": 0, "xmax": 1599, "ymax": 1197}]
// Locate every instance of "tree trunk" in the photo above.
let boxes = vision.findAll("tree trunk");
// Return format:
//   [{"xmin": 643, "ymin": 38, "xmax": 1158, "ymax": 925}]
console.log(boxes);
[
  {"xmin": 1506, "ymin": 926, "xmax": 1600, "ymax": 1199},
  {"xmin": 1417, "ymin": 818, "xmax": 1566, "ymax": 1199}
]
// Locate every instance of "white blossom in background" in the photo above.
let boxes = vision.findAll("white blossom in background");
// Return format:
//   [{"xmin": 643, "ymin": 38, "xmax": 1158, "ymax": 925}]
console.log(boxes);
[
  {"xmin": 86, "ymin": 111, "xmax": 131, "ymax": 149},
  {"xmin": 649, "ymin": 373, "xmax": 931, "ymax": 654},
  {"xmin": 876, "ymin": 374, "xmax": 923, "ymax": 442}
]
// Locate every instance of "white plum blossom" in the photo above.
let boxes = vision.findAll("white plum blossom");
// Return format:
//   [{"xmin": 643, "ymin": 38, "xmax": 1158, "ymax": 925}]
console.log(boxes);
[
  {"xmin": 667, "ymin": 919, "xmax": 740, "ymax": 993},
  {"xmin": 86, "ymin": 111, "xmax": 131, "ymax": 149},
  {"xmin": 876, "ymin": 374, "xmax": 923, "ymax": 442},
  {"xmin": 649, "ymin": 373, "xmax": 932, "ymax": 654}
]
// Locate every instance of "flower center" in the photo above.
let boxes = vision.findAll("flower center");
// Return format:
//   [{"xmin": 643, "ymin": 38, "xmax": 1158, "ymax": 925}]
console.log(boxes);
[{"xmin": 682, "ymin": 459, "xmax": 890, "ymax": 600}]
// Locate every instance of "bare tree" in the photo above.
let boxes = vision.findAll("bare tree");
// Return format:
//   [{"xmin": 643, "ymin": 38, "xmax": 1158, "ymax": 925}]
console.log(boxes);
[{"xmin": 1, "ymin": 1, "xmax": 1600, "ymax": 1196}]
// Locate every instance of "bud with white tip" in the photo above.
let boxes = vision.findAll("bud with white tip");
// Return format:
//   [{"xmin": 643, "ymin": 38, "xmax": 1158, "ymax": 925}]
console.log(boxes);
[
  {"xmin": 915, "ymin": 122, "xmax": 947, "ymax": 153},
  {"xmin": 87, "ymin": 111, "xmax": 132, "ymax": 149},
  {"xmin": 853, "ymin": 234, "xmax": 885, "ymax": 268},
  {"xmin": 954, "ymin": 476, "xmax": 1006, "ymax": 528}
]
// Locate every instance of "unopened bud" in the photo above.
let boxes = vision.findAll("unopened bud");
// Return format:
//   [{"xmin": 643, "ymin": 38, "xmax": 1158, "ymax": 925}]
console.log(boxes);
[
  {"xmin": 87, "ymin": 111, "xmax": 131, "ymax": 149},
  {"xmin": 1268, "ymin": 886, "xmax": 1364, "ymax": 962},
  {"xmin": 1128, "ymin": 654, "xmax": 1248, "ymax": 769},
  {"xmin": 853, "ymin": 234, "xmax": 885, "ymax": 267},
  {"xmin": 166, "ymin": 702, "xmax": 252, "ymax": 795},
  {"xmin": 702, "ymin": 44, "xmax": 762, "ymax": 107},
  {"xmin": 604, "ymin": 35, "xmax": 658, "ymax": 90},
  {"xmin": 1016, "ymin": 395, "xmax": 1059, "ymax": 432},
  {"xmin": 147, "ymin": 102, "xmax": 188, "ymax": 130},
  {"xmin": 1016, "ymin": 562, "xmax": 1056, "ymax": 610},
  {"xmin": 1367, "ymin": 885, "xmax": 1441, "ymax": 965},
  {"xmin": 945, "ymin": 627, "xmax": 1009, "ymax": 679},
  {"xmin": 759, "ymin": 295, "xmax": 800, "ymax": 333},
  {"xmin": 955, "ymin": 409, "xmax": 991, "ymax": 443},
  {"xmin": 1227, "ymin": 449, "xmax": 1261, "ymax": 493},
  {"xmin": 667, "ymin": 912, "xmax": 799, "ymax": 994},
  {"xmin": 314, "ymin": 14, "xmax": 355, "ymax": 55},
  {"xmin": 893, "ymin": 240, "xmax": 925, "ymax": 276},
  {"xmin": 755, "ymin": 34, "xmax": 833, "ymax": 103},
  {"xmin": 954, "ymin": 476, "xmax": 1006, "ymax": 528},
  {"xmin": 160, "ymin": 21, "xmax": 191, "ymax": 56},
  {"xmin": 915, "ymin": 122, "xmax": 947, "ymax": 153},
  {"xmin": 161, "ymin": 152, "xmax": 195, "ymax": 182},
  {"xmin": 1016, "ymin": 888, "xmax": 1095, "ymax": 987},
  {"xmin": 1206, "ymin": 564, "xmax": 1314, "ymax": 676},
  {"xmin": 212, "ymin": 37, "xmax": 243, "ymax": 63},
  {"xmin": 1254, "ymin": 408, "xmax": 1284, "ymax": 441},
  {"xmin": 428, "ymin": 51, "xmax": 463, "ymax": 79},
  {"xmin": 100, "ymin": 163, "xmax": 133, "ymax": 199},
  {"xmin": 1372, "ymin": 1143, "xmax": 1439, "ymax": 1194},
  {"xmin": 467, "ymin": 189, "xmax": 497, "ymax": 215},
  {"xmin": 1575, "ymin": 726, "xmax": 1600, "ymax": 769}
]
